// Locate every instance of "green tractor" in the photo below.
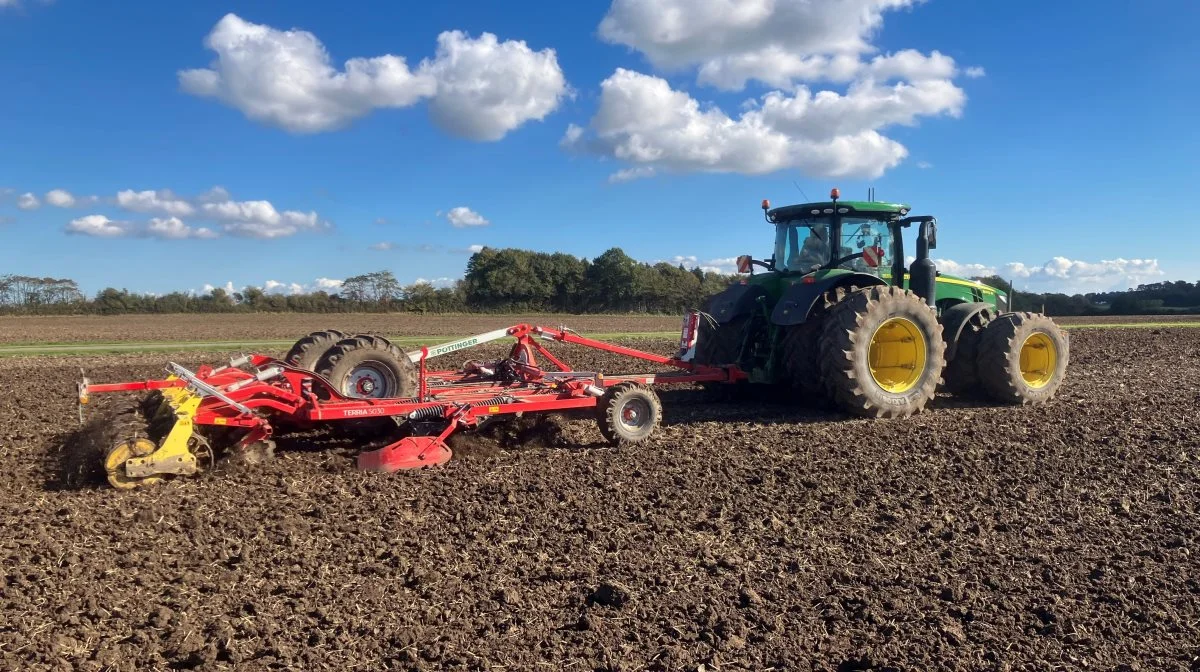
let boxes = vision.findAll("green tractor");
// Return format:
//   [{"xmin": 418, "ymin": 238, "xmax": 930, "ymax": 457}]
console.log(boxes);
[{"xmin": 688, "ymin": 188, "xmax": 1069, "ymax": 417}]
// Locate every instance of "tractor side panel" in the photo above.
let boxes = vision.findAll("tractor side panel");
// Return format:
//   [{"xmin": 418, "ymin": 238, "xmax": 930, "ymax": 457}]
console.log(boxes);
[
  {"xmin": 770, "ymin": 272, "xmax": 885, "ymax": 326},
  {"xmin": 704, "ymin": 283, "xmax": 768, "ymax": 324},
  {"xmin": 932, "ymin": 275, "xmax": 1004, "ymax": 311}
]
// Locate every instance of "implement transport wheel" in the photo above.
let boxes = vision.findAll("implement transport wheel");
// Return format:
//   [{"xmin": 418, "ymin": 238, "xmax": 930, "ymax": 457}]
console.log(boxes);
[
  {"xmin": 976, "ymin": 312, "xmax": 1069, "ymax": 404},
  {"xmin": 597, "ymin": 383, "xmax": 662, "ymax": 446},
  {"xmin": 317, "ymin": 335, "xmax": 417, "ymax": 399},
  {"xmin": 818, "ymin": 285, "xmax": 945, "ymax": 418},
  {"xmin": 105, "ymin": 437, "xmax": 161, "ymax": 490},
  {"xmin": 284, "ymin": 329, "xmax": 348, "ymax": 371}
]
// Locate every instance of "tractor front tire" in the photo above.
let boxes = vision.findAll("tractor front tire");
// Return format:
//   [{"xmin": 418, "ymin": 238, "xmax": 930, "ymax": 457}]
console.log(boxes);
[
  {"xmin": 976, "ymin": 312, "xmax": 1069, "ymax": 404},
  {"xmin": 597, "ymin": 383, "xmax": 662, "ymax": 446},
  {"xmin": 285, "ymin": 329, "xmax": 348, "ymax": 371},
  {"xmin": 818, "ymin": 286, "xmax": 945, "ymax": 418}
]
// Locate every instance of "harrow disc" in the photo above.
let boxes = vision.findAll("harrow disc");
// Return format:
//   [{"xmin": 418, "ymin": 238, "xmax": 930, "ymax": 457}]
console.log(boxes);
[{"xmin": 189, "ymin": 433, "xmax": 215, "ymax": 473}]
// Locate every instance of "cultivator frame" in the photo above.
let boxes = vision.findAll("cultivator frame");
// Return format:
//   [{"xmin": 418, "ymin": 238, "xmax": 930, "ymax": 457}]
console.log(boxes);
[{"xmin": 79, "ymin": 319, "xmax": 740, "ymax": 488}]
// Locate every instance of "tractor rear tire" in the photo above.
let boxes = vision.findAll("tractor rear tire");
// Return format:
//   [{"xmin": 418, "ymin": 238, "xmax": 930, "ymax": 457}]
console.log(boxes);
[
  {"xmin": 782, "ymin": 322, "xmax": 825, "ymax": 402},
  {"xmin": 597, "ymin": 383, "xmax": 662, "ymax": 446},
  {"xmin": 694, "ymin": 315, "xmax": 747, "ymax": 367},
  {"xmin": 782, "ymin": 284, "xmax": 856, "ymax": 405},
  {"xmin": 285, "ymin": 329, "xmax": 348, "ymax": 371},
  {"xmin": 941, "ymin": 309, "xmax": 994, "ymax": 395},
  {"xmin": 818, "ymin": 286, "xmax": 945, "ymax": 418},
  {"xmin": 976, "ymin": 312, "xmax": 1069, "ymax": 404}
]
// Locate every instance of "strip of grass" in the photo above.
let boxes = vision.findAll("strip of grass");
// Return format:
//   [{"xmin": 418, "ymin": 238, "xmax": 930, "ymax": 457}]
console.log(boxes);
[
  {"xmin": 3, "ymin": 322, "xmax": 1197, "ymax": 357},
  {"xmin": 1060, "ymin": 322, "xmax": 1200, "ymax": 329},
  {"xmin": 0, "ymin": 331, "xmax": 679, "ymax": 357}
]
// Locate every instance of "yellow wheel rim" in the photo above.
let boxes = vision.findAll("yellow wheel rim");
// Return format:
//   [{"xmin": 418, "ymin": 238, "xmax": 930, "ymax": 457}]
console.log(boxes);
[
  {"xmin": 868, "ymin": 317, "xmax": 927, "ymax": 393},
  {"xmin": 105, "ymin": 438, "xmax": 161, "ymax": 490},
  {"xmin": 1019, "ymin": 332, "xmax": 1057, "ymax": 389}
]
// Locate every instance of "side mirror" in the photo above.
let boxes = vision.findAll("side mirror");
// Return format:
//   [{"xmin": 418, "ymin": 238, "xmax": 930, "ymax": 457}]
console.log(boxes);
[
  {"xmin": 736, "ymin": 255, "xmax": 753, "ymax": 274},
  {"xmin": 926, "ymin": 219, "xmax": 938, "ymax": 249}
]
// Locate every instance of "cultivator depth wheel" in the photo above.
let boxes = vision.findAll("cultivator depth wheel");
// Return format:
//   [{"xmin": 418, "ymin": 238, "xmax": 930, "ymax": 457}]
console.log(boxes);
[
  {"xmin": 284, "ymin": 329, "xmax": 348, "ymax": 371},
  {"xmin": 597, "ymin": 383, "xmax": 661, "ymax": 445}
]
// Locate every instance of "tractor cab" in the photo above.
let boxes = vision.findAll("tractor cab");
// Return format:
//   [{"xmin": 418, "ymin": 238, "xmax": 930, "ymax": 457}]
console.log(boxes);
[{"xmin": 738, "ymin": 189, "xmax": 942, "ymax": 307}]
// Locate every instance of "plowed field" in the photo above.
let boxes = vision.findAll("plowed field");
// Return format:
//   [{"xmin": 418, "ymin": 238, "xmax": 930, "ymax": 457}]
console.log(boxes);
[{"xmin": 1, "ymin": 328, "xmax": 1198, "ymax": 670}]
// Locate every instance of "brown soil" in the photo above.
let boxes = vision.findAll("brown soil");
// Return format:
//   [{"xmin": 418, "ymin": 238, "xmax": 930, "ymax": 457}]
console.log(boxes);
[
  {"xmin": 1, "ymin": 329, "xmax": 1199, "ymax": 670},
  {"xmin": 0, "ymin": 313, "xmax": 683, "ymax": 344}
]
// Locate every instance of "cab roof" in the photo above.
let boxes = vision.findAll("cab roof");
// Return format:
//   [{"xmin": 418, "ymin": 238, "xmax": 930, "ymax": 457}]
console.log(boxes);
[{"xmin": 767, "ymin": 200, "xmax": 911, "ymax": 222}]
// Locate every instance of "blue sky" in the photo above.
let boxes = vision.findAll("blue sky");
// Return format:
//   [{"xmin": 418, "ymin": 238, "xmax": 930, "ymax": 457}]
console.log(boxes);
[{"xmin": 1, "ymin": 0, "xmax": 1196, "ymax": 297}]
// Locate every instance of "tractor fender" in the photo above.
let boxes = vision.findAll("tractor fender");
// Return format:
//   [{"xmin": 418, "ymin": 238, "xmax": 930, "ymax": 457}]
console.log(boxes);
[
  {"xmin": 770, "ymin": 273, "xmax": 885, "ymax": 326},
  {"xmin": 940, "ymin": 301, "xmax": 996, "ymax": 360},
  {"xmin": 703, "ymin": 282, "xmax": 768, "ymax": 324}
]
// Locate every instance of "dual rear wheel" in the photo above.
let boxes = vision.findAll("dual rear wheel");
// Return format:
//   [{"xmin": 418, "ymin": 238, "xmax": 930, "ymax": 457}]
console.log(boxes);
[{"xmin": 697, "ymin": 286, "xmax": 1068, "ymax": 417}]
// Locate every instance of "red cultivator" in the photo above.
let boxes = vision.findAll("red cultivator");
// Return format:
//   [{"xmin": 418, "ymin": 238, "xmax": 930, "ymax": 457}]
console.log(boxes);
[{"xmin": 79, "ymin": 318, "xmax": 739, "ymax": 489}]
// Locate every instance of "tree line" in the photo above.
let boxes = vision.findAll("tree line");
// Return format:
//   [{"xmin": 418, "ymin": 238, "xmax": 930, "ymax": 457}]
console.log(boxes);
[
  {"xmin": 3, "ymin": 257, "xmax": 1198, "ymax": 317},
  {"xmin": 974, "ymin": 276, "xmax": 1200, "ymax": 317},
  {"xmin": 0, "ymin": 247, "xmax": 736, "ymax": 315}
]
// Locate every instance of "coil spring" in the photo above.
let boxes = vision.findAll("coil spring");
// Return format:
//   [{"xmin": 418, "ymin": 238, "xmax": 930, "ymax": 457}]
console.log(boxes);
[{"xmin": 406, "ymin": 394, "xmax": 516, "ymax": 421}]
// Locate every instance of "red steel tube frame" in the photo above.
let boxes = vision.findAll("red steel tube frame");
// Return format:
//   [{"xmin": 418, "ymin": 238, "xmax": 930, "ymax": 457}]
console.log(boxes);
[{"xmin": 79, "ymin": 323, "xmax": 745, "ymax": 448}]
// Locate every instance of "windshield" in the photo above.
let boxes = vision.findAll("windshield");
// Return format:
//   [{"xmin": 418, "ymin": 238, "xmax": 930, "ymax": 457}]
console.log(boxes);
[{"xmin": 773, "ymin": 217, "xmax": 894, "ymax": 275}]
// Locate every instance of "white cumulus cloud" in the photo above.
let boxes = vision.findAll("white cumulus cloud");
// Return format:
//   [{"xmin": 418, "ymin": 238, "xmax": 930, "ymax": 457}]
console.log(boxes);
[
  {"xmin": 16, "ymin": 192, "xmax": 39, "ymax": 210},
  {"xmin": 580, "ymin": 1, "xmax": 972, "ymax": 180},
  {"xmin": 65, "ymin": 214, "xmax": 219, "ymax": 240},
  {"xmin": 665, "ymin": 254, "xmax": 740, "ymax": 275},
  {"xmin": 146, "ymin": 216, "xmax": 219, "ymax": 240},
  {"xmin": 446, "ymin": 206, "xmax": 489, "ymax": 228},
  {"xmin": 413, "ymin": 276, "xmax": 457, "ymax": 289},
  {"xmin": 964, "ymin": 66, "xmax": 986, "ymax": 78},
  {"xmin": 608, "ymin": 166, "xmax": 657, "ymax": 183},
  {"xmin": 199, "ymin": 198, "xmax": 326, "ymax": 239},
  {"xmin": 116, "ymin": 189, "xmax": 196, "ymax": 217},
  {"xmin": 571, "ymin": 68, "xmax": 959, "ymax": 179},
  {"xmin": 421, "ymin": 30, "xmax": 569, "ymax": 141},
  {"xmin": 66, "ymin": 215, "xmax": 133, "ymax": 237},
  {"xmin": 179, "ymin": 14, "xmax": 567, "ymax": 139},
  {"xmin": 599, "ymin": 0, "xmax": 952, "ymax": 91},
  {"xmin": 45, "ymin": 189, "xmax": 76, "ymax": 208},
  {"xmin": 935, "ymin": 256, "xmax": 1164, "ymax": 294}
]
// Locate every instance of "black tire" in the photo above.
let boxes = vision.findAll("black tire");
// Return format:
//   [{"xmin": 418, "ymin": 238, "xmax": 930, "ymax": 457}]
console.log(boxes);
[
  {"xmin": 782, "ymin": 285, "xmax": 856, "ymax": 404},
  {"xmin": 597, "ymin": 383, "xmax": 662, "ymax": 446},
  {"xmin": 316, "ymin": 335, "xmax": 417, "ymax": 399},
  {"xmin": 818, "ymin": 285, "xmax": 945, "ymax": 418},
  {"xmin": 284, "ymin": 329, "xmax": 348, "ymax": 371},
  {"xmin": 941, "ymin": 309, "xmax": 994, "ymax": 395},
  {"xmin": 317, "ymin": 336, "xmax": 417, "ymax": 439},
  {"xmin": 976, "ymin": 312, "xmax": 1069, "ymax": 404},
  {"xmin": 694, "ymin": 315, "xmax": 748, "ymax": 367}
]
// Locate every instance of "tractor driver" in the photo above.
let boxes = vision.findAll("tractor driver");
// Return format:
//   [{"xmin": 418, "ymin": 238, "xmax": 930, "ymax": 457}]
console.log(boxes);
[{"xmin": 788, "ymin": 221, "xmax": 830, "ymax": 273}]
